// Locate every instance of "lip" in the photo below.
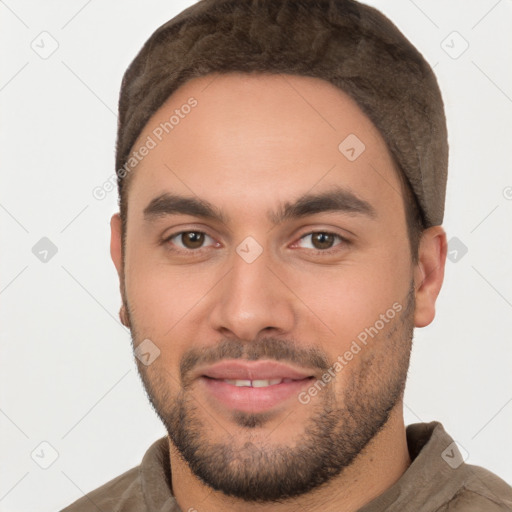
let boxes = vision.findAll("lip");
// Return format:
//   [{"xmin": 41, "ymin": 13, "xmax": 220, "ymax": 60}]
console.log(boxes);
[
  {"xmin": 197, "ymin": 360, "xmax": 315, "ymax": 381},
  {"xmin": 195, "ymin": 360, "xmax": 316, "ymax": 414}
]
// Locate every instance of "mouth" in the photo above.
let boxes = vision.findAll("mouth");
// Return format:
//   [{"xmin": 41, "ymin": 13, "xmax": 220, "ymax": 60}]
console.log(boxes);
[
  {"xmin": 212, "ymin": 377, "xmax": 300, "ymax": 387},
  {"xmin": 195, "ymin": 360, "xmax": 317, "ymax": 414}
]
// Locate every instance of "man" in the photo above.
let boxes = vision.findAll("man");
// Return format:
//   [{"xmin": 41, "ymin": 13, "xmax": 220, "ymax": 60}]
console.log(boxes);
[{"xmin": 62, "ymin": 0, "xmax": 512, "ymax": 510}]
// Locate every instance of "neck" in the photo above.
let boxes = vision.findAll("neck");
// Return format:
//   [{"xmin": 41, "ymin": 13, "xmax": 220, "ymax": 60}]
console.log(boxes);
[{"xmin": 170, "ymin": 403, "xmax": 410, "ymax": 512}]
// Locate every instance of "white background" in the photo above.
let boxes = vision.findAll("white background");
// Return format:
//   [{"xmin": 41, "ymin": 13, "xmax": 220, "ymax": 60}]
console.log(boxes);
[{"xmin": 0, "ymin": 1, "xmax": 511, "ymax": 510}]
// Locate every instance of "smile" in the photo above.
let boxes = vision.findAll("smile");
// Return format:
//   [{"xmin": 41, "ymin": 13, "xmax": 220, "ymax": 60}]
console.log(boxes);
[
  {"xmin": 195, "ymin": 361, "xmax": 316, "ymax": 414},
  {"xmin": 220, "ymin": 378, "xmax": 295, "ymax": 387}
]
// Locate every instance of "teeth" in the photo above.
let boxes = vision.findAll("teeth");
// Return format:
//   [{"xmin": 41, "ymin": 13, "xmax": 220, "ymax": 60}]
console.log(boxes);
[
  {"xmin": 253, "ymin": 378, "xmax": 282, "ymax": 387},
  {"xmin": 225, "ymin": 379, "xmax": 251, "ymax": 387},
  {"xmin": 223, "ymin": 378, "xmax": 284, "ymax": 387}
]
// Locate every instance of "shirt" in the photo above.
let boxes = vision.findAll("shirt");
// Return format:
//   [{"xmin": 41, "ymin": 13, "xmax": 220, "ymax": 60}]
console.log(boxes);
[{"xmin": 60, "ymin": 421, "xmax": 512, "ymax": 511}]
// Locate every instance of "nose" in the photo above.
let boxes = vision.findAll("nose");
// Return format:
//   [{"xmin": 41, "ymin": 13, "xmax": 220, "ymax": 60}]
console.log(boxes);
[{"xmin": 208, "ymin": 244, "xmax": 296, "ymax": 342}]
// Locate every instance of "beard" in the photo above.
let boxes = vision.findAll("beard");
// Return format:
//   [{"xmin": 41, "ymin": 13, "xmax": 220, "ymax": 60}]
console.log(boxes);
[{"xmin": 126, "ymin": 282, "xmax": 415, "ymax": 503}]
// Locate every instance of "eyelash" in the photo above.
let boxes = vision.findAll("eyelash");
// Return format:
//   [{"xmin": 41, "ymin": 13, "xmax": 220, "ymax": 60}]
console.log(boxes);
[{"xmin": 162, "ymin": 230, "xmax": 350, "ymax": 256}]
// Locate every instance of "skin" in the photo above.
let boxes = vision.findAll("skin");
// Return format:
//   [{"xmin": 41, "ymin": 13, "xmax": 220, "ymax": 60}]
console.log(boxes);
[{"xmin": 110, "ymin": 73, "xmax": 447, "ymax": 512}]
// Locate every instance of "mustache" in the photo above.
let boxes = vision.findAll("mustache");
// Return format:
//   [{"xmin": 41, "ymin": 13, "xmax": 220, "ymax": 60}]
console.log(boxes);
[{"xmin": 180, "ymin": 337, "xmax": 331, "ymax": 385}]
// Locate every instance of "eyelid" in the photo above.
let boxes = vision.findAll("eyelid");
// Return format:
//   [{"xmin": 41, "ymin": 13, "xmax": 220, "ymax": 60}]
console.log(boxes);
[
  {"xmin": 163, "ymin": 227, "xmax": 351, "ymax": 256},
  {"xmin": 163, "ymin": 229, "xmax": 219, "ymax": 253},
  {"xmin": 291, "ymin": 230, "xmax": 350, "ymax": 253}
]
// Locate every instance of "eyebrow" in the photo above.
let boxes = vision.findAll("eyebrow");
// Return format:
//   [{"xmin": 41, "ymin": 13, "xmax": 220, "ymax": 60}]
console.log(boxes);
[{"xmin": 143, "ymin": 186, "xmax": 377, "ymax": 226}]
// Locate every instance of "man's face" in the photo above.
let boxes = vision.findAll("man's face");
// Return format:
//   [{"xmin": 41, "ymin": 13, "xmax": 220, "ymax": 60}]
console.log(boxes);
[{"xmin": 112, "ymin": 73, "xmax": 419, "ymax": 501}]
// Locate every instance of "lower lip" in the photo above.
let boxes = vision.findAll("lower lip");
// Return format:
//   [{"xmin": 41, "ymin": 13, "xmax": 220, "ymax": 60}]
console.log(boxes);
[{"xmin": 200, "ymin": 377, "xmax": 313, "ymax": 413}]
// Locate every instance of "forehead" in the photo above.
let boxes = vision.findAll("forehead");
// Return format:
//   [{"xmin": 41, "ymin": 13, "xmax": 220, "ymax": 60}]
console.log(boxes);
[{"xmin": 124, "ymin": 73, "xmax": 403, "ymax": 224}]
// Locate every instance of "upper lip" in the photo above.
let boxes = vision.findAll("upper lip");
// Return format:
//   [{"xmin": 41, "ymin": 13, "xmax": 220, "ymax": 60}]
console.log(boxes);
[{"xmin": 197, "ymin": 360, "xmax": 315, "ymax": 381}]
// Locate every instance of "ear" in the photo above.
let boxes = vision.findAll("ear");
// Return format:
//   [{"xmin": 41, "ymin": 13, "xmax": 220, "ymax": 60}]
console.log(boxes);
[
  {"xmin": 413, "ymin": 225, "xmax": 447, "ymax": 328},
  {"xmin": 110, "ymin": 213, "xmax": 123, "ymax": 281}
]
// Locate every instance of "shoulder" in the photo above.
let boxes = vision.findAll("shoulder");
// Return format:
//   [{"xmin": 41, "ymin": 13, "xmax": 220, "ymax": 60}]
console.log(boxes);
[
  {"xmin": 59, "ymin": 435, "xmax": 173, "ymax": 512},
  {"xmin": 59, "ymin": 465, "xmax": 143, "ymax": 511},
  {"xmin": 439, "ymin": 463, "xmax": 512, "ymax": 511}
]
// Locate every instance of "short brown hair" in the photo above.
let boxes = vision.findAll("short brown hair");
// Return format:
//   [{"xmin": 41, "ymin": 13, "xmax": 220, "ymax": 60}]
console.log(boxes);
[{"xmin": 116, "ymin": 0, "xmax": 446, "ymax": 260}]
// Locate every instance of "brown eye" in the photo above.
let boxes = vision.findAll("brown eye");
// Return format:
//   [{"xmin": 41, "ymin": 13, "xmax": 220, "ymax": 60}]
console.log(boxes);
[
  {"xmin": 181, "ymin": 232, "xmax": 205, "ymax": 249},
  {"xmin": 311, "ymin": 233, "xmax": 336, "ymax": 250},
  {"xmin": 167, "ymin": 231, "xmax": 215, "ymax": 252},
  {"xmin": 296, "ymin": 232, "xmax": 347, "ymax": 252}
]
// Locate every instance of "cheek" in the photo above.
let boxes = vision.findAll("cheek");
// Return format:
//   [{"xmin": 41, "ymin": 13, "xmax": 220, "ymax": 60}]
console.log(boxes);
[
  {"xmin": 283, "ymin": 245, "xmax": 410, "ymax": 352},
  {"xmin": 125, "ymin": 244, "xmax": 218, "ymax": 339}
]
